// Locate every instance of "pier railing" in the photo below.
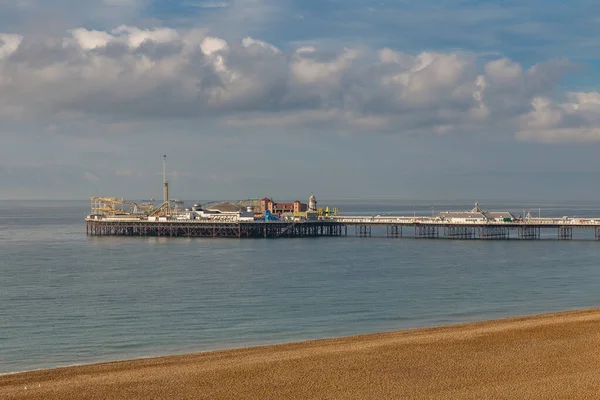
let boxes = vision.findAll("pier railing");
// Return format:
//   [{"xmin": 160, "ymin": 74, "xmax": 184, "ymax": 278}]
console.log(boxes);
[{"xmin": 325, "ymin": 216, "xmax": 600, "ymax": 227}]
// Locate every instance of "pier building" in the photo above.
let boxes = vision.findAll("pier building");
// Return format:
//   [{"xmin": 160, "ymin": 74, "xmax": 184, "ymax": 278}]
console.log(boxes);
[
  {"xmin": 259, "ymin": 198, "xmax": 308, "ymax": 214},
  {"xmin": 436, "ymin": 202, "xmax": 516, "ymax": 223}
]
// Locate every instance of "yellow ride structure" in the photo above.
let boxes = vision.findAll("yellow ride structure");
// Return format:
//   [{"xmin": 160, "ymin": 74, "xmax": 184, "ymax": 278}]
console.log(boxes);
[
  {"xmin": 90, "ymin": 197, "xmax": 159, "ymax": 216},
  {"xmin": 91, "ymin": 197, "xmax": 185, "ymax": 217},
  {"xmin": 317, "ymin": 207, "xmax": 339, "ymax": 217}
]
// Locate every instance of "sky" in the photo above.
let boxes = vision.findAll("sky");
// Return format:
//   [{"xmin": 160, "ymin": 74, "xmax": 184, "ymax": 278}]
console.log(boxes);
[{"xmin": 2, "ymin": 0, "xmax": 600, "ymax": 201}]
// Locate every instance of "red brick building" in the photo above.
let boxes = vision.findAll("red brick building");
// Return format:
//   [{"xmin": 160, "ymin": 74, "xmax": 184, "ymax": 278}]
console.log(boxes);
[{"xmin": 260, "ymin": 198, "xmax": 308, "ymax": 214}]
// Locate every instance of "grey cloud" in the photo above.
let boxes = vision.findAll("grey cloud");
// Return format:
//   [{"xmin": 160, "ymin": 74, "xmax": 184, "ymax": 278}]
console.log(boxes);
[
  {"xmin": 481, "ymin": 57, "xmax": 577, "ymax": 121},
  {"xmin": 0, "ymin": 27, "xmax": 592, "ymax": 140}
]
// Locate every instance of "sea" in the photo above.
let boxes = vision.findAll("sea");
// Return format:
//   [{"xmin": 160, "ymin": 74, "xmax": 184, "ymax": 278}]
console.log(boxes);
[{"xmin": 2, "ymin": 199, "xmax": 600, "ymax": 374}]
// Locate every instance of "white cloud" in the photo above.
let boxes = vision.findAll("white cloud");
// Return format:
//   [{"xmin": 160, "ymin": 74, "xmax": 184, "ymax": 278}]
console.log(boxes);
[
  {"xmin": 517, "ymin": 92, "xmax": 600, "ymax": 142},
  {"xmin": 112, "ymin": 26, "xmax": 181, "ymax": 48},
  {"xmin": 0, "ymin": 26, "xmax": 584, "ymax": 140},
  {"xmin": 200, "ymin": 36, "xmax": 229, "ymax": 55},
  {"xmin": 68, "ymin": 26, "xmax": 181, "ymax": 50},
  {"xmin": 242, "ymin": 37, "xmax": 280, "ymax": 54},
  {"xmin": 0, "ymin": 34, "xmax": 23, "ymax": 59},
  {"xmin": 69, "ymin": 28, "xmax": 114, "ymax": 50},
  {"xmin": 291, "ymin": 47, "xmax": 360, "ymax": 85},
  {"xmin": 485, "ymin": 58, "xmax": 523, "ymax": 84}
]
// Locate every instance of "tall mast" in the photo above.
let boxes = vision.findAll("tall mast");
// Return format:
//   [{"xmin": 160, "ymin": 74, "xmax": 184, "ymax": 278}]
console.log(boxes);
[{"xmin": 163, "ymin": 154, "xmax": 169, "ymax": 215}]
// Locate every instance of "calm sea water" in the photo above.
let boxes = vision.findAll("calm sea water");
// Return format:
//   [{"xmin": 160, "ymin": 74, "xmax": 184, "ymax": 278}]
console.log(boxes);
[{"xmin": 2, "ymin": 199, "xmax": 600, "ymax": 374}]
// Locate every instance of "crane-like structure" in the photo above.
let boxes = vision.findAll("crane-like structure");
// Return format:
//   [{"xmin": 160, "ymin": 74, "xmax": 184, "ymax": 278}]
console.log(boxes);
[{"xmin": 163, "ymin": 154, "xmax": 169, "ymax": 215}]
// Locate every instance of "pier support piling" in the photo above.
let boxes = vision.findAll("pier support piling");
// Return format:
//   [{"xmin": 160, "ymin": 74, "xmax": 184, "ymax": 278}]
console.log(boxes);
[
  {"xmin": 415, "ymin": 225, "xmax": 439, "ymax": 239},
  {"xmin": 444, "ymin": 226, "xmax": 476, "ymax": 239},
  {"xmin": 478, "ymin": 226, "xmax": 509, "ymax": 240},
  {"xmin": 518, "ymin": 226, "xmax": 541, "ymax": 240},
  {"xmin": 386, "ymin": 225, "xmax": 401, "ymax": 238},
  {"xmin": 356, "ymin": 225, "xmax": 371, "ymax": 237},
  {"xmin": 558, "ymin": 227, "xmax": 573, "ymax": 240}
]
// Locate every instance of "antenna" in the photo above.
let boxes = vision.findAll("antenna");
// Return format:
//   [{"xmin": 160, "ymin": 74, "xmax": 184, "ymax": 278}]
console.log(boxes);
[{"xmin": 163, "ymin": 155, "xmax": 169, "ymax": 214}]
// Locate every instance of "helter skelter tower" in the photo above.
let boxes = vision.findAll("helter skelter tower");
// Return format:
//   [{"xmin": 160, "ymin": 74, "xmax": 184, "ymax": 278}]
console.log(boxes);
[{"xmin": 309, "ymin": 193, "xmax": 317, "ymax": 212}]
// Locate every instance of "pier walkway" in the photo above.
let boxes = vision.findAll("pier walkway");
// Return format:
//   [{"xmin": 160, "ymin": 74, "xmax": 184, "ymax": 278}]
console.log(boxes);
[
  {"xmin": 328, "ymin": 215, "xmax": 600, "ymax": 227},
  {"xmin": 325, "ymin": 215, "xmax": 600, "ymax": 240}
]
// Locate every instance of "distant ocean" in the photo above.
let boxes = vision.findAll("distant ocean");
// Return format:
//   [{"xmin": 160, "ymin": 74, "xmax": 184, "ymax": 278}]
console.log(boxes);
[{"xmin": 2, "ymin": 199, "xmax": 600, "ymax": 374}]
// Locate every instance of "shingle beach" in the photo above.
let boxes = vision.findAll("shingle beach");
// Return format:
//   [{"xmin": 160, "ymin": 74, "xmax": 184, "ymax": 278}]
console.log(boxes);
[{"xmin": 3, "ymin": 308, "xmax": 600, "ymax": 399}]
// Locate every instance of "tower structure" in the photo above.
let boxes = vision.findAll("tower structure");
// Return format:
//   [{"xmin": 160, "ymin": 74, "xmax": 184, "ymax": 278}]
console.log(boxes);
[
  {"xmin": 309, "ymin": 193, "xmax": 317, "ymax": 212},
  {"xmin": 163, "ymin": 155, "xmax": 169, "ymax": 215}
]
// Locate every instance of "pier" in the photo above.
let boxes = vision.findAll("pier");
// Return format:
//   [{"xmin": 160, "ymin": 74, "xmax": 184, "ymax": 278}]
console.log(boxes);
[
  {"xmin": 86, "ymin": 219, "xmax": 346, "ymax": 239},
  {"xmin": 85, "ymin": 156, "xmax": 600, "ymax": 241},
  {"xmin": 86, "ymin": 216, "xmax": 600, "ymax": 240},
  {"xmin": 86, "ymin": 164, "xmax": 600, "ymax": 241},
  {"xmin": 326, "ymin": 215, "xmax": 600, "ymax": 240}
]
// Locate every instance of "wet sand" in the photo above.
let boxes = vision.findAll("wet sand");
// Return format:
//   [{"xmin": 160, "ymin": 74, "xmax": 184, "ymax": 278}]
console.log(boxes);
[{"xmin": 3, "ymin": 308, "xmax": 600, "ymax": 399}]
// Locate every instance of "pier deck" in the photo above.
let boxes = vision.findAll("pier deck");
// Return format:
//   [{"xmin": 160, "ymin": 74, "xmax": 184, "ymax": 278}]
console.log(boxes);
[{"xmin": 327, "ymin": 216, "xmax": 600, "ymax": 240}]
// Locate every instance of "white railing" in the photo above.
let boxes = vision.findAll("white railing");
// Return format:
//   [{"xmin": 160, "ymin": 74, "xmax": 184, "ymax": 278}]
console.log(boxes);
[{"xmin": 324, "ymin": 216, "xmax": 600, "ymax": 226}]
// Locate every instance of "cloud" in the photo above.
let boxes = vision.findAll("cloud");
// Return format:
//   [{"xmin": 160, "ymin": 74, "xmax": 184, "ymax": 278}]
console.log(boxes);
[
  {"xmin": 0, "ymin": 26, "xmax": 586, "ymax": 140},
  {"xmin": 517, "ymin": 92, "xmax": 600, "ymax": 142},
  {"xmin": 0, "ymin": 34, "xmax": 22, "ymax": 59}
]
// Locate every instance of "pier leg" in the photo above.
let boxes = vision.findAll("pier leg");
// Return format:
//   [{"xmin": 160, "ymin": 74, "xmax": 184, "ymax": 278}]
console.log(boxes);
[
  {"xmin": 445, "ymin": 226, "xmax": 475, "ymax": 239},
  {"xmin": 479, "ymin": 226, "xmax": 509, "ymax": 240},
  {"xmin": 519, "ymin": 226, "xmax": 540, "ymax": 240},
  {"xmin": 415, "ymin": 225, "xmax": 438, "ymax": 239},
  {"xmin": 355, "ymin": 225, "xmax": 371, "ymax": 237},
  {"xmin": 387, "ymin": 225, "xmax": 400, "ymax": 238},
  {"xmin": 359, "ymin": 225, "xmax": 371, "ymax": 237},
  {"xmin": 558, "ymin": 227, "xmax": 573, "ymax": 240}
]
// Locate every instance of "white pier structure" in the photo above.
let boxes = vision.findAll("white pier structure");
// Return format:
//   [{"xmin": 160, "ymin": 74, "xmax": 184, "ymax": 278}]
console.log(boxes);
[
  {"xmin": 327, "ymin": 215, "xmax": 600, "ymax": 227},
  {"xmin": 86, "ymin": 198, "xmax": 600, "ymax": 241},
  {"xmin": 323, "ymin": 203, "xmax": 600, "ymax": 240}
]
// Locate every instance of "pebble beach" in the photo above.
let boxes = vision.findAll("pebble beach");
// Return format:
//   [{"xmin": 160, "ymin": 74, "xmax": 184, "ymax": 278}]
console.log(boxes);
[{"xmin": 3, "ymin": 308, "xmax": 600, "ymax": 399}]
